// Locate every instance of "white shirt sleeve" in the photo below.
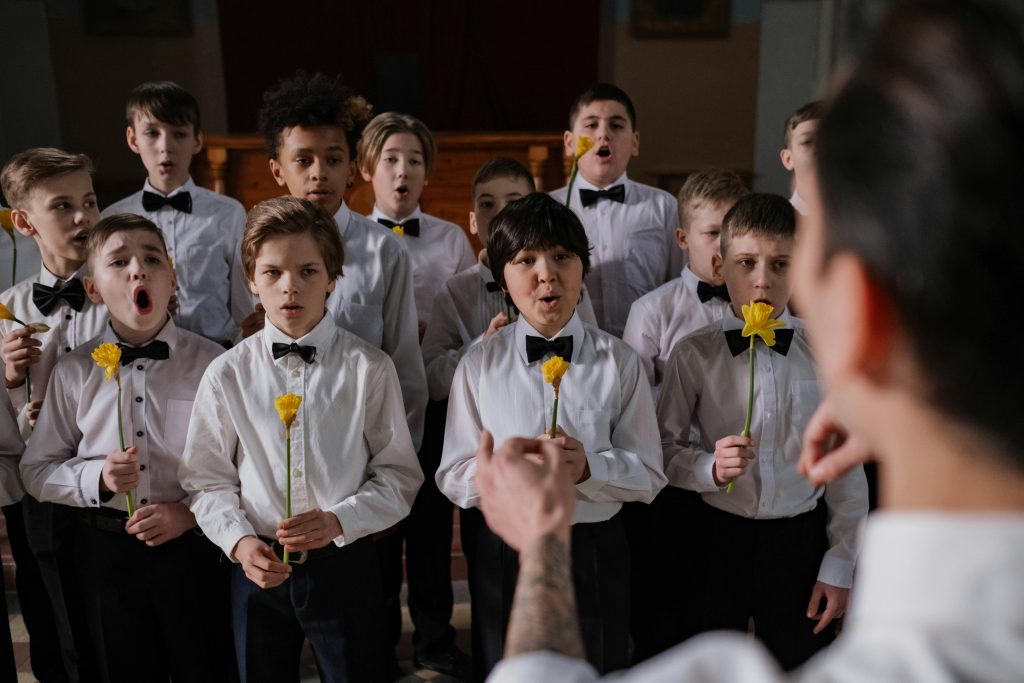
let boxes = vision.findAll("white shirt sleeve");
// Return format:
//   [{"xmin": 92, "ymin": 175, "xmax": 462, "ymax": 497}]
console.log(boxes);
[
  {"xmin": 657, "ymin": 343, "xmax": 720, "ymax": 492},
  {"xmin": 818, "ymin": 464, "xmax": 869, "ymax": 587},
  {"xmin": 622, "ymin": 297, "xmax": 659, "ymax": 388},
  {"xmin": 436, "ymin": 351, "xmax": 485, "ymax": 509},
  {"xmin": 422, "ymin": 281, "xmax": 466, "ymax": 402}
]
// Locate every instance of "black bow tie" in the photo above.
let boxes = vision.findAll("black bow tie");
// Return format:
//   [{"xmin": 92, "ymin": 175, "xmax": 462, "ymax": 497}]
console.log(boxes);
[
  {"xmin": 377, "ymin": 217, "xmax": 420, "ymax": 237},
  {"xmin": 697, "ymin": 281, "xmax": 731, "ymax": 303},
  {"xmin": 525, "ymin": 335, "xmax": 573, "ymax": 363},
  {"xmin": 579, "ymin": 184, "xmax": 625, "ymax": 208},
  {"xmin": 272, "ymin": 342, "xmax": 317, "ymax": 363},
  {"xmin": 32, "ymin": 279, "xmax": 86, "ymax": 315},
  {"xmin": 116, "ymin": 340, "xmax": 170, "ymax": 365},
  {"xmin": 724, "ymin": 328, "xmax": 794, "ymax": 357},
  {"xmin": 142, "ymin": 190, "xmax": 192, "ymax": 214},
  {"xmin": 485, "ymin": 281, "xmax": 501, "ymax": 292}
]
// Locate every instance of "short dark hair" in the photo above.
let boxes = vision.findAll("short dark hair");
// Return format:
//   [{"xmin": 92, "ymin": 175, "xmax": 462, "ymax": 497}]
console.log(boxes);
[
  {"xmin": 126, "ymin": 81, "xmax": 201, "ymax": 131},
  {"xmin": 568, "ymin": 83, "xmax": 637, "ymax": 130},
  {"xmin": 720, "ymin": 193, "xmax": 795, "ymax": 258},
  {"xmin": 817, "ymin": 0, "xmax": 1024, "ymax": 466},
  {"xmin": 487, "ymin": 193, "xmax": 591, "ymax": 290},
  {"xmin": 783, "ymin": 100, "xmax": 823, "ymax": 148},
  {"xmin": 242, "ymin": 197, "xmax": 344, "ymax": 281},
  {"xmin": 257, "ymin": 71, "xmax": 373, "ymax": 160},
  {"xmin": 677, "ymin": 168, "xmax": 749, "ymax": 231},
  {"xmin": 471, "ymin": 157, "xmax": 536, "ymax": 199},
  {"xmin": 87, "ymin": 214, "xmax": 169, "ymax": 263},
  {"xmin": 0, "ymin": 148, "xmax": 94, "ymax": 209}
]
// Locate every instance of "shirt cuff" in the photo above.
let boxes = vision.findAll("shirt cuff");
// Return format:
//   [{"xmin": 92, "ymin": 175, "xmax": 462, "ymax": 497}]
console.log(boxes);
[
  {"xmin": 694, "ymin": 451, "xmax": 722, "ymax": 492},
  {"xmin": 221, "ymin": 523, "xmax": 259, "ymax": 563},
  {"xmin": 817, "ymin": 552, "xmax": 855, "ymax": 589},
  {"xmin": 82, "ymin": 459, "xmax": 107, "ymax": 507},
  {"xmin": 328, "ymin": 505, "xmax": 356, "ymax": 547},
  {"xmin": 575, "ymin": 448, "xmax": 608, "ymax": 499}
]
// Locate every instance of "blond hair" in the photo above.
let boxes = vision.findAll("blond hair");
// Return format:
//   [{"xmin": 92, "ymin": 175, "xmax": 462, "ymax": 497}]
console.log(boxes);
[
  {"xmin": 357, "ymin": 112, "xmax": 436, "ymax": 176},
  {"xmin": 1, "ymin": 148, "xmax": 94, "ymax": 209}
]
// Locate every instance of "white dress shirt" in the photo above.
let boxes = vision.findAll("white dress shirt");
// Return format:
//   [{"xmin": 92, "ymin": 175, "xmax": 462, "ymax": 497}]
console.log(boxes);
[
  {"xmin": 103, "ymin": 177, "xmax": 250, "ymax": 343},
  {"xmin": 438, "ymin": 312, "xmax": 666, "ymax": 524},
  {"xmin": 657, "ymin": 311, "xmax": 867, "ymax": 587},
  {"xmin": 421, "ymin": 261, "xmax": 599, "ymax": 401},
  {"xmin": 330, "ymin": 202, "xmax": 427, "ymax": 450},
  {"xmin": 1, "ymin": 385, "xmax": 25, "ymax": 506},
  {"xmin": 551, "ymin": 174, "xmax": 680, "ymax": 338},
  {"xmin": 179, "ymin": 313, "xmax": 424, "ymax": 559},
  {"xmin": 20, "ymin": 319, "xmax": 223, "ymax": 511},
  {"xmin": 0, "ymin": 265, "xmax": 109, "ymax": 438},
  {"xmin": 488, "ymin": 512, "xmax": 1024, "ymax": 683},
  {"xmin": 790, "ymin": 190, "xmax": 809, "ymax": 216},
  {"xmin": 622, "ymin": 267, "xmax": 730, "ymax": 392},
  {"xmin": 369, "ymin": 205, "xmax": 476, "ymax": 328}
]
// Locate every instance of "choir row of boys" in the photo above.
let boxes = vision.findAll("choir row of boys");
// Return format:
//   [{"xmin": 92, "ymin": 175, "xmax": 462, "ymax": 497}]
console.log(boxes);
[{"xmin": 0, "ymin": 73, "xmax": 867, "ymax": 683}]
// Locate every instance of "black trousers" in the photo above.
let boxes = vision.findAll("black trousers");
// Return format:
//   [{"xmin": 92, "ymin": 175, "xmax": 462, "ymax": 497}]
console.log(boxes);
[
  {"xmin": 697, "ymin": 499, "xmax": 837, "ymax": 671},
  {"xmin": 22, "ymin": 497, "xmax": 99, "ymax": 683},
  {"xmin": 465, "ymin": 509, "xmax": 630, "ymax": 682},
  {"xmin": 231, "ymin": 536, "xmax": 387, "ymax": 683},
  {"xmin": 622, "ymin": 486, "xmax": 707, "ymax": 662},
  {"xmin": 73, "ymin": 508, "xmax": 234, "ymax": 683},
  {"xmin": 378, "ymin": 399, "xmax": 457, "ymax": 659}
]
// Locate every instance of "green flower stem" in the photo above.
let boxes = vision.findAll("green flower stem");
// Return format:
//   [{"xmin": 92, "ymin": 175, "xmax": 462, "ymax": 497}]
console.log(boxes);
[
  {"xmin": 564, "ymin": 160, "xmax": 580, "ymax": 208},
  {"xmin": 550, "ymin": 388, "xmax": 560, "ymax": 439},
  {"xmin": 727, "ymin": 336, "xmax": 756, "ymax": 494},
  {"xmin": 25, "ymin": 369, "xmax": 31, "ymax": 407},
  {"xmin": 284, "ymin": 426, "xmax": 292, "ymax": 565},
  {"xmin": 116, "ymin": 378, "xmax": 136, "ymax": 516}
]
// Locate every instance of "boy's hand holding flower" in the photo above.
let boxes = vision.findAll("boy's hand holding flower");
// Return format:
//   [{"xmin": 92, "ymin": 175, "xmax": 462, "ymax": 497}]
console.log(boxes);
[
  {"xmin": 233, "ymin": 536, "xmax": 291, "ymax": 589},
  {"xmin": 2, "ymin": 326, "xmax": 42, "ymax": 387},
  {"xmin": 712, "ymin": 434, "xmax": 756, "ymax": 486},
  {"xmin": 91, "ymin": 343, "xmax": 136, "ymax": 514},
  {"xmin": 537, "ymin": 425, "xmax": 590, "ymax": 484},
  {"xmin": 100, "ymin": 445, "xmax": 140, "ymax": 494},
  {"xmin": 126, "ymin": 502, "xmax": 196, "ymax": 547},
  {"xmin": 276, "ymin": 509, "xmax": 343, "ymax": 552}
]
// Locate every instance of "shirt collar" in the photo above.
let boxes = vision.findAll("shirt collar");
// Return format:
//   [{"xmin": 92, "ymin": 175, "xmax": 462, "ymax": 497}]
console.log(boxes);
[
  {"xmin": 680, "ymin": 266, "xmax": 701, "ymax": 294},
  {"xmin": 370, "ymin": 205, "xmax": 423, "ymax": 224},
  {"xmin": 101, "ymin": 315, "xmax": 178, "ymax": 352},
  {"xmin": 262, "ymin": 311, "xmax": 338, "ymax": 361},
  {"xmin": 575, "ymin": 172, "xmax": 629, "ymax": 193},
  {"xmin": 790, "ymin": 190, "xmax": 809, "ymax": 216},
  {"xmin": 513, "ymin": 311, "xmax": 584, "ymax": 365},
  {"xmin": 143, "ymin": 176, "xmax": 195, "ymax": 198},
  {"xmin": 38, "ymin": 263, "xmax": 88, "ymax": 288},
  {"xmin": 332, "ymin": 201, "xmax": 353, "ymax": 239},
  {"xmin": 477, "ymin": 262, "xmax": 496, "ymax": 285}
]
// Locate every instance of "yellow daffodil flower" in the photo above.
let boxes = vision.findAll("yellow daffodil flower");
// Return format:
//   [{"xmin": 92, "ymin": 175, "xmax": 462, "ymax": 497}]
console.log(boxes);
[
  {"xmin": 275, "ymin": 393, "xmax": 302, "ymax": 429},
  {"xmin": 575, "ymin": 135, "xmax": 595, "ymax": 159},
  {"xmin": 542, "ymin": 355, "xmax": 571, "ymax": 389},
  {"xmin": 392, "ymin": 225, "xmax": 405, "ymax": 237},
  {"xmin": 0, "ymin": 303, "xmax": 23, "ymax": 324},
  {"xmin": 0, "ymin": 209, "xmax": 14, "ymax": 234},
  {"xmin": 91, "ymin": 343, "xmax": 122, "ymax": 383},
  {"xmin": 741, "ymin": 301, "xmax": 786, "ymax": 347}
]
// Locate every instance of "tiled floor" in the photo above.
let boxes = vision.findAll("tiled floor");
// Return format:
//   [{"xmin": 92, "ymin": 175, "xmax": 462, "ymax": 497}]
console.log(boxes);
[{"xmin": 8, "ymin": 582, "xmax": 473, "ymax": 683}]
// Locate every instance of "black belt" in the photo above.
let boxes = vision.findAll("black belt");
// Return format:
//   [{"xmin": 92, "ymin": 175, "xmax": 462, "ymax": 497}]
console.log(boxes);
[
  {"xmin": 76, "ymin": 506, "xmax": 130, "ymax": 534},
  {"xmin": 257, "ymin": 535, "xmax": 355, "ymax": 564}
]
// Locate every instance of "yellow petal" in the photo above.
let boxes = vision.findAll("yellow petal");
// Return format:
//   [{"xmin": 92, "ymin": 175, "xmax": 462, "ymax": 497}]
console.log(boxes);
[
  {"xmin": 275, "ymin": 393, "xmax": 302, "ymax": 428},
  {"xmin": 576, "ymin": 136, "xmax": 595, "ymax": 159},
  {"xmin": 0, "ymin": 209, "xmax": 14, "ymax": 234},
  {"xmin": 91, "ymin": 343, "xmax": 122, "ymax": 382},
  {"xmin": 542, "ymin": 355, "xmax": 571, "ymax": 388},
  {"xmin": 740, "ymin": 301, "xmax": 786, "ymax": 347},
  {"xmin": 392, "ymin": 225, "xmax": 405, "ymax": 237},
  {"xmin": 0, "ymin": 303, "xmax": 17, "ymax": 322}
]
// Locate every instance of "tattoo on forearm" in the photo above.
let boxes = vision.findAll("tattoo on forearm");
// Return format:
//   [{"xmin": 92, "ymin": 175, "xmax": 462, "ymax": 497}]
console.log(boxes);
[{"xmin": 504, "ymin": 533, "xmax": 584, "ymax": 659}]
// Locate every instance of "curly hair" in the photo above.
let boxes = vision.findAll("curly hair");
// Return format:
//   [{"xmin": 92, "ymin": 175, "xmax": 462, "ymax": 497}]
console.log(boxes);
[{"xmin": 257, "ymin": 71, "xmax": 373, "ymax": 160}]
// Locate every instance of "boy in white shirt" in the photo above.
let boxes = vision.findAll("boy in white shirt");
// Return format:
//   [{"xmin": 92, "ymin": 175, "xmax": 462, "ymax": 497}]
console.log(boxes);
[
  {"xmin": 0, "ymin": 147, "xmax": 108, "ymax": 682},
  {"xmin": 779, "ymin": 101, "xmax": 821, "ymax": 216},
  {"xmin": 361, "ymin": 112, "xmax": 477, "ymax": 338},
  {"xmin": 179, "ymin": 197, "xmax": 423, "ymax": 682},
  {"xmin": 550, "ymin": 83, "xmax": 678, "ymax": 338},
  {"xmin": 103, "ymin": 81, "xmax": 250, "ymax": 345},
  {"xmin": 438, "ymin": 192, "xmax": 665, "ymax": 679},
  {"xmin": 657, "ymin": 194, "xmax": 868, "ymax": 670},
  {"xmin": 258, "ymin": 71, "xmax": 427, "ymax": 451},
  {"xmin": 20, "ymin": 213, "xmax": 231, "ymax": 681}
]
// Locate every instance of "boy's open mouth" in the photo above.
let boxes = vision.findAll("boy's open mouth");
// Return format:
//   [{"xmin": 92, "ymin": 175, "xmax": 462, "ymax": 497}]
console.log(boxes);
[
  {"xmin": 281, "ymin": 302, "xmax": 304, "ymax": 316},
  {"xmin": 596, "ymin": 146, "xmax": 611, "ymax": 158},
  {"xmin": 754, "ymin": 297, "xmax": 772, "ymax": 306},
  {"xmin": 396, "ymin": 185, "xmax": 409, "ymax": 197},
  {"xmin": 71, "ymin": 230, "xmax": 90, "ymax": 245},
  {"xmin": 159, "ymin": 161, "xmax": 174, "ymax": 172},
  {"xmin": 539, "ymin": 294, "xmax": 561, "ymax": 307},
  {"xmin": 307, "ymin": 188, "xmax": 332, "ymax": 200},
  {"xmin": 134, "ymin": 287, "xmax": 152, "ymax": 315}
]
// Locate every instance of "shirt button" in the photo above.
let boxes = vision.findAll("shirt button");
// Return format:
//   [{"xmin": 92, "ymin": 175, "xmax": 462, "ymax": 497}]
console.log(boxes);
[
  {"xmin": 135, "ymin": 397, "xmax": 143, "ymax": 403},
  {"xmin": 136, "ymin": 431, "xmax": 144, "ymax": 437},
  {"xmin": 137, "ymin": 365, "xmax": 144, "ymax": 371},
  {"xmin": 65, "ymin": 346, "xmax": 71, "ymax": 352},
  {"xmin": 139, "ymin": 465, "xmax": 146, "ymax": 471},
  {"xmin": 65, "ymin": 314, "xmax": 72, "ymax": 320},
  {"xmin": 292, "ymin": 369, "xmax": 300, "ymax": 378},
  {"xmin": 293, "ymin": 468, "xmax": 303, "ymax": 479},
  {"xmin": 140, "ymin": 498, "xmax": 148, "ymax": 505}
]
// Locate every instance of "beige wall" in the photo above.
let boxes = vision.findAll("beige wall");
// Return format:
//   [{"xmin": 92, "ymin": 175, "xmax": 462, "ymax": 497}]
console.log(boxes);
[{"xmin": 601, "ymin": 19, "xmax": 761, "ymax": 189}]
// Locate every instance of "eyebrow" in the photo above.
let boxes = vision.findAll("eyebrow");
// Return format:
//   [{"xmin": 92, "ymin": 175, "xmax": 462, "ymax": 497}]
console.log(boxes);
[
  {"xmin": 581, "ymin": 114, "xmax": 628, "ymax": 123},
  {"xmin": 383, "ymin": 146, "xmax": 423, "ymax": 155},
  {"xmin": 293, "ymin": 146, "xmax": 346, "ymax": 154}
]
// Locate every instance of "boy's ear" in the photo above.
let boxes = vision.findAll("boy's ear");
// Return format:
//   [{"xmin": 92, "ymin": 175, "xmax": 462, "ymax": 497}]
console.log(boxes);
[
  {"xmin": 675, "ymin": 227, "xmax": 688, "ymax": 251},
  {"xmin": 126, "ymin": 125, "xmax": 141, "ymax": 154},
  {"xmin": 712, "ymin": 252, "xmax": 724, "ymax": 281},
  {"xmin": 631, "ymin": 130, "xmax": 640, "ymax": 158},
  {"xmin": 191, "ymin": 129, "xmax": 204, "ymax": 156},
  {"xmin": 780, "ymin": 148, "xmax": 794, "ymax": 171},
  {"xmin": 82, "ymin": 275, "xmax": 103, "ymax": 305},
  {"xmin": 360, "ymin": 165, "xmax": 373, "ymax": 183},
  {"xmin": 562, "ymin": 130, "xmax": 575, "ymax": 158},
  {"xmin": 268, "ymin": 158, "xmax": 287, "ymax": 188},
  {"xmin": 248, "ymin": 278, "xmax": 259, "ymax": 296},
  {"xmin": 11, "ymin": 209, "xmax": 37, "ymax": 238},
  {"xmin": 469, "ymin": 211, "xmax": 478, "ymax": 236}
]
